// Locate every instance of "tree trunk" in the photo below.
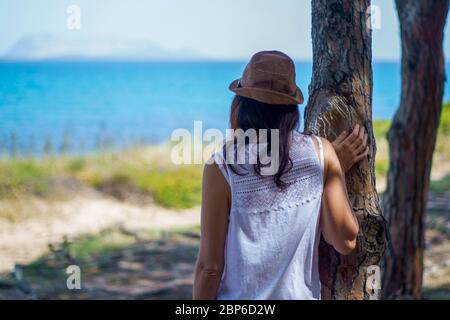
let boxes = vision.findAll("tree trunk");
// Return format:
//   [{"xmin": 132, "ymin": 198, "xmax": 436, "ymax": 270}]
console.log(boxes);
[
  {"xmin": 304, "ymin": 0, "xmax": 387, "ymax": 299},
  {"xmin": 381, "ymin": 0, "xmax": 449, "ymax": 300}
]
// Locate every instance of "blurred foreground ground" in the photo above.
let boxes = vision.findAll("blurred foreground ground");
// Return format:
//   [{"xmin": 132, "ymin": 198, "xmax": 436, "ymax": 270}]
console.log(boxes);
[{"xmin": 0, "ymin": 188, "xmax": 448, "ymax": 300}]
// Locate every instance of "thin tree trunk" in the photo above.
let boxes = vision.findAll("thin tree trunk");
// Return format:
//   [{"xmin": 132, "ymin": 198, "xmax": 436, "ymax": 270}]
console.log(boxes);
[
  {"xmin": 304, "ymin": 0, "xmax": 386, "ymax": 299},
  {"xmin": 381, "ymin": 0, "xmax": 449, "ymax": 300}
]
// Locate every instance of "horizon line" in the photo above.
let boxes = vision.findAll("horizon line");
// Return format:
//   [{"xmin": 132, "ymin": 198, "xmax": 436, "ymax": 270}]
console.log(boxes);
[{"xmin": 0, "ymin": 58, "xmax": 404, "ymax": 63}]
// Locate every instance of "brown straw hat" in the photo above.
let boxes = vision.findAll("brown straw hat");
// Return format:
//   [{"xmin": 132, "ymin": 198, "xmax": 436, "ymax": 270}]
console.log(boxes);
[{"xmin": 229, "ymin": 50, "xmax": 304, "ymax": 105}]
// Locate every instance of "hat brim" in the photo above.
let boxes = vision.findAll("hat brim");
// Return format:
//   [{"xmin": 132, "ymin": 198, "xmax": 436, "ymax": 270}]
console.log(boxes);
[{"xmin": 229, "ymin": 79, "xmax": 304, "ymax": 105}]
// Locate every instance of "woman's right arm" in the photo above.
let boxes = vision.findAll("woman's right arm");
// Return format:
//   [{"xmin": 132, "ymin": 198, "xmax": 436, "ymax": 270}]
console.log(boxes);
[{"xmin": 320, "ymin": 138, "xmax": 359, "ymax": 255}]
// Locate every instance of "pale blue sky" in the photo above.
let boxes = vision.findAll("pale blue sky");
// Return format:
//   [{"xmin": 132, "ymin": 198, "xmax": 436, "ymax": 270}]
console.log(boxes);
[{"xmin": 0, "ymin": 0, "xmax": 449, "ymax": 61}]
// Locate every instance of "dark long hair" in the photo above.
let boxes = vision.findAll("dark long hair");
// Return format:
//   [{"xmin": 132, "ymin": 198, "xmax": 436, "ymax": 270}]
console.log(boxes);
[{"xmin": 225, "ymin": 95, "xmax": 300, "ymax": 189}]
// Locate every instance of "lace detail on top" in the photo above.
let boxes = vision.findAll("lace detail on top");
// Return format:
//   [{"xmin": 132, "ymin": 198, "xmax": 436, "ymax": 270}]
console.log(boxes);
[{"xmin": 215, "ymin": 131, "xmax": 323, "ymax": 215}]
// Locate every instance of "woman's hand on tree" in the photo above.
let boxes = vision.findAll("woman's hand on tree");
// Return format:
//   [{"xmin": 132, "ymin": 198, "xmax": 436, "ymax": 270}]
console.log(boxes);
[{"xmin": 331, "ymin": 124, "xmax": 369, "ymax": 172}]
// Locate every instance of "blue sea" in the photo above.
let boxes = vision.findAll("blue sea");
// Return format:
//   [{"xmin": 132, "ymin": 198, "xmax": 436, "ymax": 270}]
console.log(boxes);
[{"xmin": 0, "ymin": 61, "xmax": 449, "ymax": 156}]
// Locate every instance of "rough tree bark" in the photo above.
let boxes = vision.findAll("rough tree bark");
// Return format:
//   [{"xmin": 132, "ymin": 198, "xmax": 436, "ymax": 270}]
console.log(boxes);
[
  {"xmin": 381, "ymin": 0, "xmax": 449, "ymax": 299},
  {"xmin": 304, "ymin": 0, "xmax": 386, "ymax": 299}
]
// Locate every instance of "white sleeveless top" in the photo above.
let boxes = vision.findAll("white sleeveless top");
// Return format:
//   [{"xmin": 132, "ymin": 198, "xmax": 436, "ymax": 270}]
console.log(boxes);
[{"xmin": 213, "ymin": 131, "xmax": 324, "ymax": 300}]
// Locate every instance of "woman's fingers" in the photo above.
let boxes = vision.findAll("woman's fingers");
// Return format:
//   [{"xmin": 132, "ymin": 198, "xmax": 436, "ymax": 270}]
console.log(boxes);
[
  {"xmin": 363, "ymin": 130, "xmax": 368, "ymax": 147},
  {"xmin": 358, "ymin": 125, "xmax": 365, "ymax": 142},
  {"xmin": 332, "ymin": 124, "xmax": 370, "ymax": 171},
  {"xmin": 350, "ymin": 125, "xmax": 365, "ymax": 147},
  {"xmin": 345, "ymin": 124, "xmax": 361, "ymax": 145},
  {"xmin": 334, "ymin": 130, "xmax": 348, "ymax": 145},
  {"xmin": 354, "ymin": 147, "xmax": 369, "ymax": 163},
  {"xmin": 353, "ymin": 130, "xmax": 368, "ymax": 154},
  {"xmin": 353, "ymin": 140, "xmax": 367, "ymax": 154}
]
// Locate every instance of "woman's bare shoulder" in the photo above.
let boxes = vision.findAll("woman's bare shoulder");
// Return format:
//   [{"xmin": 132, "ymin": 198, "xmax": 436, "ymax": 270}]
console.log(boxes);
[
  {"xmin": 203, "ymin": 162, "xmax": 230, "ymax": 192},
  {"xmin": 310, "ymin": 136, "xmax": 334, "ymax": 157},
  {"xmin": 311, "ymin": 136, "xmax": 341, "ymax": 174}
]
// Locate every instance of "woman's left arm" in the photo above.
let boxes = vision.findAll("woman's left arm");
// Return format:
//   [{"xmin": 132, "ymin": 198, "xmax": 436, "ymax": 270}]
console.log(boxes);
[{"xmin": 192, "ymin": 163, "xmax": 231, "ymax": 300}]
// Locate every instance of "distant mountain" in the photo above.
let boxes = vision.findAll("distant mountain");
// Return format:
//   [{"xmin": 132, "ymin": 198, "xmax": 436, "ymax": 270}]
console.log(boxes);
[{"xmin": 1, "ymin": 35, "xmax": 205, "ymax": 61}]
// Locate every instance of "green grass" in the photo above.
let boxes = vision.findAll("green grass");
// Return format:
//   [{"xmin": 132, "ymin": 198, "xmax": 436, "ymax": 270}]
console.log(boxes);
[
  {"xmin": 375, "ymin": 156, "xmax": 389, "ymax": 177},
  {"xmin": 373, "ymin": 120, "xmax": 390, "ymax": 177},
  {"xmin": 372, "ymin": 102, "xmax": 450, "ymax": 138},
  {"xmin": 0, "ymin": 159, "xmax": 53, "ymax": 197},
  {"xmin": 76, "ymin": 148, "xmax": 203, "ymax": 209},
  {"xmin": 439, "ymin": 102, "xmax": 450, "ymax": 135},
  {"xmin": 91, "ymin": 165, "xmax": 202, "ymax": 208},
  {"xmin": 68, "ymin": 229, "xmax": 136, "ymax": 259},
  {"xmin": 66, "ymin": 158, "xmax": 86, "ymax": 174},
  {"xmin": 0, "ymin": 145, "xmax": 203, "ymax": 209},
  {"xmin": 134, "ymin": 168, "xmax": 202, "ymax": 208},
  {"xmin": 430, "ymin": 175, "xmax": 450, "ymax": 194},
  {"xmin": 373, "ymin": 120, "xmax": 391, "ymax": 140},
  {"xmin": 41, "ymin": 225, "xmax": 200, "ymax": 261},
  {"xmin": 373, "ymin": 103, "xmax": 450, "ymax": 181}
]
